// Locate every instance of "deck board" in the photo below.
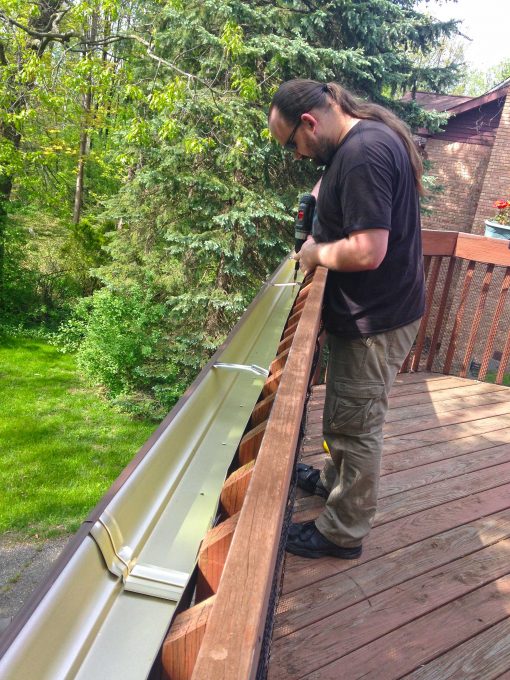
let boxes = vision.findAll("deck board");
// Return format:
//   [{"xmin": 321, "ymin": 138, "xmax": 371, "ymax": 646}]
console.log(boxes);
[{"xmin": 268, "ymin": 372, "xmax": 510, "ymax": 679}]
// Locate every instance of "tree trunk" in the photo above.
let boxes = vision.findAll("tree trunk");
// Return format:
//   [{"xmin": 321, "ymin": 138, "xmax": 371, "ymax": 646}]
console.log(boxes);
[
  {"xmin": 73, "ymin": 90, "xmax": 92, "ymax": 224},
  {"xmin": 73, "ymin": 12, "xmax": 98, "ymax": 224}
]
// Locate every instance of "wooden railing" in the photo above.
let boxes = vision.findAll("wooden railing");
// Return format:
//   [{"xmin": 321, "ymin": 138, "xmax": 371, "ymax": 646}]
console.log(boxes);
[
  {"xmin": 161, "ymin": 229, "xmax": 510, "ymax": 680},
  {"xmin": 161, "ymin": 267, "xmax": 327, "ymax": 680},
  {"xmin": 404, "ymin": 230, "xmax": 510, "ymax": 383}
]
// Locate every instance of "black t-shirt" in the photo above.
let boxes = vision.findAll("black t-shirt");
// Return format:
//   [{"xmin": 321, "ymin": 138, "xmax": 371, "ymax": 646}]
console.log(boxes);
[{"xmin": 314, "ymin": 119, "xmax": 425, "ymax": 337}]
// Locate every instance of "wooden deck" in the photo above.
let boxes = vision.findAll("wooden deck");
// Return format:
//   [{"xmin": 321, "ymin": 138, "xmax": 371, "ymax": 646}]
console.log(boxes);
[{"xmin": 268, "ymin": 371, "xmax": 510, "ymax": 680}]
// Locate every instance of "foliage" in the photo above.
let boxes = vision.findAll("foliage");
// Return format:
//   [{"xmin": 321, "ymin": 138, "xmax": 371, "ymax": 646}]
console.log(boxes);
[
  {"xmin": 1, "ymin": 206, "xmax": 108, "ymax": 326},
  {"xmin": 2, "ymin": 0, "xmax": 462, "ymax": 417},
  {"xmin": 0, "ymin": 335, "xmax": 155, "ymax": 536},
  {"xmin": 58, "ymin": 284, "xmax": 187, "ymax": 417},
  {"xmin": 420, "ymin": 160, "xmax": 444, "ymax": 215},
  {"xmin": 452, "ymin": 58, "xmax": 510, "ymax": 97}
]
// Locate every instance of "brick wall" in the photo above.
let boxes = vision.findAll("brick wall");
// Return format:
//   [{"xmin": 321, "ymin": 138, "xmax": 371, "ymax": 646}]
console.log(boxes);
[
  {"xmin": 421, "ymin": 139, "xmax": 492, "ymax": 233},
  {"xmin": 471, "ymin": 93, "xmax": 510, "ymax": 235},
  {"xmin": 420, "ymin": 92, "xmax": 510, "ymax": 378}
]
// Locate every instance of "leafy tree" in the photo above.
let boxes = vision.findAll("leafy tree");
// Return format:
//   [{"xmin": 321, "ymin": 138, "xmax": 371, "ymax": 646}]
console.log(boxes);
[
  {"xmin": 452, "ymin": 58, "xmax": 510, "ymax": 97},
  {"xmin": 0, "ymin": 0, "xmax": 156, "ymax": 319}
]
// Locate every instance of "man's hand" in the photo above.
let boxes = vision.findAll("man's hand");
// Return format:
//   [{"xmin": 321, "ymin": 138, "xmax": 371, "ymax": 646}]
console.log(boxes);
[{"xmin": 293, "ymin": 235, "xmax": 318, "ymax": 276}]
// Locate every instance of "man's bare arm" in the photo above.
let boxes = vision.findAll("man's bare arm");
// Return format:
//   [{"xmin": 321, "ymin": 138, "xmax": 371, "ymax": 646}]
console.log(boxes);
[{"xmin": 298, "ymin": 228, "xmax": 389, "ymax": 274}]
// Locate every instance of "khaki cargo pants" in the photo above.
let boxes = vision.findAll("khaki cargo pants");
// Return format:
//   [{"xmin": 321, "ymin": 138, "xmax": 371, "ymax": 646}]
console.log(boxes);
[{"xmin": 315, "ymin": 318, "xmax": 421, "ymax": 548}]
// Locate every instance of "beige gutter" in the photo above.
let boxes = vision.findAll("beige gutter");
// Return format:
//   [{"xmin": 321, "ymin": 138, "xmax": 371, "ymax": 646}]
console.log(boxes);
[{"xmin": 0, "ymin": 257, "xmax": 300, "ymax": 680}]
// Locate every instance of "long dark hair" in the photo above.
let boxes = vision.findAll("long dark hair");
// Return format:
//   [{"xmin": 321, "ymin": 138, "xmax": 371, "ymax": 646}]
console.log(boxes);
[{"xmin": 269, "ymin": 79, "xmax": 424, "ymax": 195}]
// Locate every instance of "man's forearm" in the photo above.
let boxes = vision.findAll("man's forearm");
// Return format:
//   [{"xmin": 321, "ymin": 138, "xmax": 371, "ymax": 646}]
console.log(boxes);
[{"xmin": 301, "ymin": 229, "xmax": 389, "ymax": 273}]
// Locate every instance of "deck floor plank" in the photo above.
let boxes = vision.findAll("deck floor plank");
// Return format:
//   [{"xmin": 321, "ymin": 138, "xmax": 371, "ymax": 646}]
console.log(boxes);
[
  {"xmin": 269, "ymin": 372, "xmax": 510, "ymax": 679},
  {"xmin": 381, "ymin": 428, "xmax": 510, "ymax": 474},
  {"xmin": 306, "ymin": 384, "xmax": 510, "ymax": 424},
  {"xmin": 293, "ymin": 461, "xmax": 510, "ymax": 525},
  {"xmin": 378, "ymin": 444, "xmax": 510, "ymax": 497},
  {"xmin": 382, "ymin": 414, "xmax": 510, "ymax": 455},
  {"xmin": 402, "ymin": 616, "xmax": 510, "ymax": 680},
  {"xmin": 275, "ymin": 510, "xmax": 510, "ymax": 639},
  {"xmin": 270, "ymin": 540, "xmax": 510, "ymax": 679},
  {"xmin": 283, "ymin": 483, "xmax": 510, "ymax": 594},
  {"xmin": 384, "ymin": 401, "xmax": 510, "ymax": 438},
  {"xmin": 303, "ymin": 580, "xmax": 510, "ymax": 680}
]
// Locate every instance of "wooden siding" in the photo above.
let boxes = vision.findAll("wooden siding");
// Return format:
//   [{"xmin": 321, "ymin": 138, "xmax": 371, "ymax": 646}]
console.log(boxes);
[{"xmin": 429, "ymin": 97, "xmax": 504, "ymax": 146}]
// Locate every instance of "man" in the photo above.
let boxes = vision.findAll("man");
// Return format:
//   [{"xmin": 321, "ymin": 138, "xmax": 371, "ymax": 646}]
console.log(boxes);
[{"xmin": 268, "ymin": 79, "xmax": 425, "ymax": 559}]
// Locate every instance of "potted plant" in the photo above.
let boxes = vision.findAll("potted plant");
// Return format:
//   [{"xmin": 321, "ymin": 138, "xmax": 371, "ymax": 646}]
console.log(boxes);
[{"xmin": 485, "ymin": 199, "xmax": 510, "ymax": 240}]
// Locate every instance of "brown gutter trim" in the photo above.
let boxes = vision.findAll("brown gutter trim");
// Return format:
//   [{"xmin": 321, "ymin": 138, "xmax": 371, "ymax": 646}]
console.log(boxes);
[{"xmin": 446, "ymin": 87, "xmax": 509, "ymax": 116}]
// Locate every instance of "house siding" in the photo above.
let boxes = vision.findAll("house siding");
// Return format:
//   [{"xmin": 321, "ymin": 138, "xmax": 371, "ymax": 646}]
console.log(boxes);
[
  {"xmin": 429, "ymin": 98, "xmax": 503, "ymax": 146},
  {"xmin": 471, "ymin": 93, "xmax": 510, "ymax": 235},
  {"xmin": 421, "ymin": 140, "xmax": 492, "ymax": 233},
  {"xmin": 419, "ymin": 87, "xmax": 510, "ymax": 377}
]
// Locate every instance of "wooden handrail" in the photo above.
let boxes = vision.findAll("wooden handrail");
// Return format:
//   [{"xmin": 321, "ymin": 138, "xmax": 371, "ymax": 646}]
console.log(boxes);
[
  {"xmin": 422, "ymin": 230, "xmax": 510, "ymax": 266},
  {"xmin": 191, "ymin": 267, "xmax": 327, "ymax": 679}
]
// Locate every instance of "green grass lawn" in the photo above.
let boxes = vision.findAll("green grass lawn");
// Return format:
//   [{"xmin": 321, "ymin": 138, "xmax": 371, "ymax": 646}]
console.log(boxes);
[{"xmin": 0, "ymin": 336, "xmax": 156, "ymax": 537}]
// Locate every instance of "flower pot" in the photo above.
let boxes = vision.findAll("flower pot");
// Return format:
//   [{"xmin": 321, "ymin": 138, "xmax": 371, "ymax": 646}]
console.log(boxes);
[{"xmin": 484, "ymin": 220, "xmax": 510, "ymax": 240}]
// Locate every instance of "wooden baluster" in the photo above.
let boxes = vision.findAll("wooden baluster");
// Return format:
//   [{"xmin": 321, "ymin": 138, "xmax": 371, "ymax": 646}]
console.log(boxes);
[
  {"xmin": 426, "ymin": 257, "xmax": 457, "ymax": 371},
  {"xmin": 296, "ymin": 281, "xmax": 312, "ymax": 303},
  {"xmin": 292, "ymin": 299, "xmax": 305, "ymax": 315},
  {"xmin": 287, "ymin": 308, "xmax": 302, "ymax": 329},
  {"xmin": 220, "ymin": 460, "xmax": 255, "ymax": 517},
  {"xmin": 283, "ymin": 321, "xmax": 298, "ymax": 340},
  {"xmin": 277, "ymin": 333, "xmax": 294, "ymax": 354},
  {"xmin": 479, "ymin": 267, "xmax": 510, "ymax": 380},
  {"xmin": 262, "ymin": 368, "xmax": 283, "ymax": 397},
  {"xmin": 496, "ymin": 331, "xmax": 510, "ymax": 385},
  {"xmin": 400, "ymin": 352, "xmax": 411, "ymax": 374},
  {"xmin": 443, "ymin": 260, "xmax": 476, "ymax": 375},
  {"xmin": 238, "ymin": 419, "xmax": 268, "ymax": 465},
  {"xmin": 311, "ymin": 330, "xmax": 326, "ymax": 386},
  {"xmin": 251, "ymin": 392, "xmax": 276, "ymax": 426},
  {"xmin": 460, "ymin": 263, "xmax": 494, "ymax": 378},
  {"xmin": 161, "ymin": 596, "xmax": 215, "ymax": 680},
  {"xmin": 269, "ymin": 348, "xmax": 290, "ymax": 376},
  {"xmin": 423, "ymin": 254, "xmax": 432, "ymax": 282},
  {"xmin": 196, "ymin": 513, "xmax": 239, "ymax": 602},
  {"xmin": 411, "ymin": 256, "xmax": 442, "ymax": 371}
]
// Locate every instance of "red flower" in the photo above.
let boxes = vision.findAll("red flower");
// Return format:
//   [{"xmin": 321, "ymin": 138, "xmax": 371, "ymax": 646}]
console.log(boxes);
[{"xmin": 494, "ymin": 200, "xmax": 510, "ymax": 210}]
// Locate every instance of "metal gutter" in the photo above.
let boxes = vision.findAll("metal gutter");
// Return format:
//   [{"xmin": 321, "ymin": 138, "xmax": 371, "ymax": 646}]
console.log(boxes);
[{"xmin": 0, "ymin": 258, "xmax": 300, "ymax": 680}]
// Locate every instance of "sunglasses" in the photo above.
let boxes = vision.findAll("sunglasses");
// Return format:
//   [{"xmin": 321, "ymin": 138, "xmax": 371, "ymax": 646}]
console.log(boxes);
[{"xmin": 284, "ymin": 117, "xmax": 303, "ymax": 151}]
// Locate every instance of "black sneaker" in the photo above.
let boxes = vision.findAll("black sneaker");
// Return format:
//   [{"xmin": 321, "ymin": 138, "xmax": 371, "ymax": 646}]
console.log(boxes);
[
  {"xmin": 296, "ymin": 463, "xmax": 329, "ymax": 498},
  {"xmin": 286, "ymin": 521, "xmax": 362, "ymax": 559}
]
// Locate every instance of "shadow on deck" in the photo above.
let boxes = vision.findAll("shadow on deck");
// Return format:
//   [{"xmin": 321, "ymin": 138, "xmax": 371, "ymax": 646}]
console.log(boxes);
[{"xmin": 269, "ymin": 371, "xmax": 510, "ymax": 680}]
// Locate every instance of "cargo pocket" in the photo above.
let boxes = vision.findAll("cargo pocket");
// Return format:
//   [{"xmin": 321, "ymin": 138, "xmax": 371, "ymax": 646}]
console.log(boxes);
[{"xmin": 326, "ymin": 381, "xmax": 385, "ymax": 435}]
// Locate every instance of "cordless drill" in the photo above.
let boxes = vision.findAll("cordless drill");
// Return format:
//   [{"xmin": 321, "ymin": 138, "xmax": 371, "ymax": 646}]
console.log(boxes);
[{"xmin": 293, "ymin": 193, "xmax": 316, "ymax": 280}]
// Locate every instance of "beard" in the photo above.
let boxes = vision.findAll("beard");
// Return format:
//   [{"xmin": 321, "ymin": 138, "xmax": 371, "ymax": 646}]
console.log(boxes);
[{"xmin": 310, "ymin": 137, "xmax": 338, "ymax": 167}]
